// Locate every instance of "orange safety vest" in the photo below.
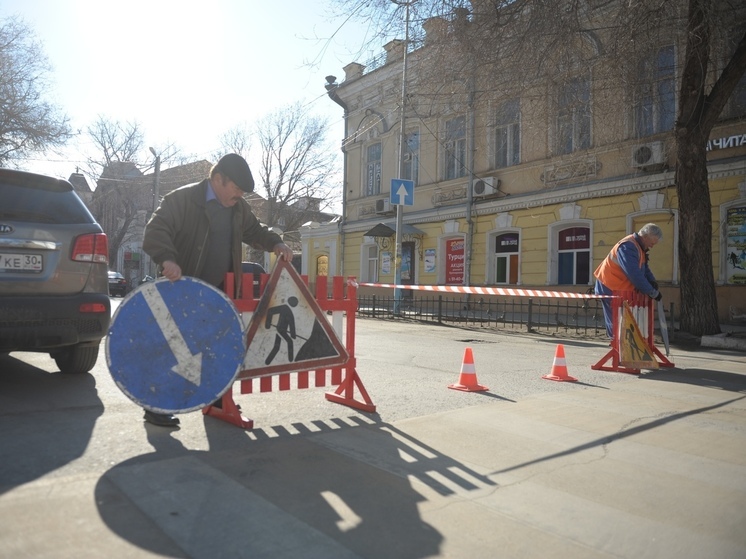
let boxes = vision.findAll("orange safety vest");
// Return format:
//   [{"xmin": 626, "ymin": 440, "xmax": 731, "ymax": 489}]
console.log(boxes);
[{"xmin": 593, "ymin": 234, "xmax": 645, "ymax": 291}]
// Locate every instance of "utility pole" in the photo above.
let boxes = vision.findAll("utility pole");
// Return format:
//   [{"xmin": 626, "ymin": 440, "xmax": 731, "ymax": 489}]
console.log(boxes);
[
  {"xmin": 148, "ymin": 147, "xmax": 160, "ymax": 277},
  {"xmin": 392, "ymin": 0, "xmax": 414, "ymax": 315}
]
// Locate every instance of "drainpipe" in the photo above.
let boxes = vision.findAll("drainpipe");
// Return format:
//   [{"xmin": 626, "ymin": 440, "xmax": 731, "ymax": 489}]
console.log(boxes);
[{"xmin": 325, "ymin": 76, "xmax": 348, "ymax": 277}]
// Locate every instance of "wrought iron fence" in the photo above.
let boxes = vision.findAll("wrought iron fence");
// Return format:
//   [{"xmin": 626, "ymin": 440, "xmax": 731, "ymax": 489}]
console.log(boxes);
[
  {"xmin": 357, "ymin": 293, "xmax": 608, "ymax": 338},
  {"xmin": 357, "ymin": 293, "xmax": 677, "ymax": 341}
]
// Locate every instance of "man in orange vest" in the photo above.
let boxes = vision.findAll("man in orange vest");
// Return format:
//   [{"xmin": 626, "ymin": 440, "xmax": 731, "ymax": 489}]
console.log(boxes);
[{"xmin": 594, "ymin": 223, "xmax": 663, "ymax": 338}]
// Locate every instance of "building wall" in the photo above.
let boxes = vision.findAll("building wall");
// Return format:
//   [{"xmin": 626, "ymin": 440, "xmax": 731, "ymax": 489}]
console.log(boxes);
[{"xmin": 307, "ymin": 4, "xmax": 746, "ymax": 322}]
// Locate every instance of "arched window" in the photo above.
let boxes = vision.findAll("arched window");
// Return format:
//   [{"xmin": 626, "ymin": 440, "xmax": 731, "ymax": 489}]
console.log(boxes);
[
  {"xmin": 557, "ymin": 226, "xmax": 591, "ymax": 285},
  {"xmin": 494, "ymin": 232, "xmax": 520, "ymax": 284}
]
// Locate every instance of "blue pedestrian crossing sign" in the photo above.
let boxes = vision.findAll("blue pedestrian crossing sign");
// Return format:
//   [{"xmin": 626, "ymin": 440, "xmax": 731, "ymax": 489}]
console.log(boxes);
[
  {"xmin": 106, "ymin": 277, "xmax": 245, "ymax": 414},
  {"xmin": 390, "ymin": 178, "xmax": 414, "ymax": 206}
]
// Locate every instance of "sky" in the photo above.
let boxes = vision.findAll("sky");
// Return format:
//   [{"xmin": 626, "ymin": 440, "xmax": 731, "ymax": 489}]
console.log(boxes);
[{"xmin": 1, "ymin": 0, "xmax": 382, "ymax": 190}]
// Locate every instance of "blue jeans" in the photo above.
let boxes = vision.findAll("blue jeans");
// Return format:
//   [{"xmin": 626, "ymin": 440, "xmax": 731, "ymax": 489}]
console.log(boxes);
[{"xmin": 595, "ymin": 280, "xmax": 614, "ymax": 338}]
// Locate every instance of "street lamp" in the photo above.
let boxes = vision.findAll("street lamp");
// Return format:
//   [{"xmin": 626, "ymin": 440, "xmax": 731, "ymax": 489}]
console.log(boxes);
[{"xmin": 148, "ymin": 147, "xmax": 160, "ymax": 276}]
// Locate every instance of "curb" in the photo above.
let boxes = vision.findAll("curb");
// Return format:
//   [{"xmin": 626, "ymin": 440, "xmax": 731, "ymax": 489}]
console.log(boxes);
[{"xmin": 700, "ymin": 333, "xmax": 746, "ymax": 351}]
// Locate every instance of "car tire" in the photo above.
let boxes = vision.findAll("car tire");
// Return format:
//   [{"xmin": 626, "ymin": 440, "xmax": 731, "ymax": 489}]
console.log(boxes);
[{"xmin": 52, "ymin": 344, "xmax": 100, "ymax": 374}]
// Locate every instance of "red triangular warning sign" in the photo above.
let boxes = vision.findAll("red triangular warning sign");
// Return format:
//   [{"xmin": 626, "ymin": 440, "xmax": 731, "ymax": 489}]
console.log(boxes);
[{"xmin": 240, "ymin": 259, "xmax": 349, "ymax": 378}]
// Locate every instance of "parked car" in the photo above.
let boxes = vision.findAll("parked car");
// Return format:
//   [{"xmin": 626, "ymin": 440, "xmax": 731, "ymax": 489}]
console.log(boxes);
[
  {"xmin": 0, "ymin": 168, "xmax": 111, "ymax": 373},
  {"xmin": 242, "ymin": 261, "xmax": 266, "ymax": 298},
  {"xmin": 108, "ymin": 270, "xmax": 128, "ymax": 297}
]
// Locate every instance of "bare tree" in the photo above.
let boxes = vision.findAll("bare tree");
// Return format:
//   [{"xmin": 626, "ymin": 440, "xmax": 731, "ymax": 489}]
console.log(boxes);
[
  {"xmin": 330, "ymin": 0, "xmax": 746, "ymax": 336},
  {"xmin": 86, "ymin": 116, "xmax": 183, "ymax": 265},
  {"xmin": 0, "ymin": 16, "xmax": 72, "ymax": 166},
  {"xmin": 220, "ymin": 103, "xmax": 341, "ymax": 235}
]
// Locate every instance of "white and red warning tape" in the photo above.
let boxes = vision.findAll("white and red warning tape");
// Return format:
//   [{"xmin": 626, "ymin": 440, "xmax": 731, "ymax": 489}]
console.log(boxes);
[{"xmin": 353, "ymin": 282, "xmax": 608, "ymax": 299}]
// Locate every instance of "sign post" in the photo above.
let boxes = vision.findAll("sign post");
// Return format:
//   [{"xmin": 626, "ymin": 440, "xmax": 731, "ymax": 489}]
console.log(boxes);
[{"xmin": 390, "ymin": 178, "xmax": 414, "ymax": 315}]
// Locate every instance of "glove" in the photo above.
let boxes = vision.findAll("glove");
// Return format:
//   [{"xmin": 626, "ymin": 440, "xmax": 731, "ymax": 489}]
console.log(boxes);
[{"xmin": 654, "ymin": 292, "xmax": 663, "ymax": 302}]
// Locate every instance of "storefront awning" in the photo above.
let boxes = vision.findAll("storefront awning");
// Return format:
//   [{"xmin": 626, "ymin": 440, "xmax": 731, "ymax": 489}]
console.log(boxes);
[{"xmin": 363, "ymin": 221, "xmax": 424, "ymax": 238}]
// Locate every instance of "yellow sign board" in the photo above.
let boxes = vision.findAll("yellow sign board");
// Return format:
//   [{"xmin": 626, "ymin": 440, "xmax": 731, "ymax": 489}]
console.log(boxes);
[{"xmin": 619, "ymin": 301, "xmax": 658, "ymax": 370}]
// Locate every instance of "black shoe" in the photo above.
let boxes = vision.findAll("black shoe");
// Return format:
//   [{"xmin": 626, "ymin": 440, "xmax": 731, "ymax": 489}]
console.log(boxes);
[{"xmin": 143, "ymin": 410, "xmax": 180, "ymax": 427}]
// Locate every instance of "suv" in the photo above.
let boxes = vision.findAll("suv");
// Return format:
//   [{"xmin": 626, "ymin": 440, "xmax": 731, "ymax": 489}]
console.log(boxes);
[
  {"xmin": 0, "ymin": 169, "xmax": 111, "ymax": 373},
  {"xmin": 108, "ymin": 270, "xmax": 128, "ymax": 297}
]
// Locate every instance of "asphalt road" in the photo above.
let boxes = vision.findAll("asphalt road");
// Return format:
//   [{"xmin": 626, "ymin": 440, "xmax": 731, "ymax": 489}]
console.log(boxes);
[{"xmin": 1, "ymin": 297, "xmax": 744, "ymax": 558}]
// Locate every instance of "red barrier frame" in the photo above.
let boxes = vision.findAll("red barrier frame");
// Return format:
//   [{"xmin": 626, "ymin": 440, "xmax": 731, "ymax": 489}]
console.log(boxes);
[
  {"xmin": 592, "ymin": 290, "xmax": 674, "ymax": 374},
  {"xmin": 202, "ymin": 272, "xmax": 376, "ymax": 429}
]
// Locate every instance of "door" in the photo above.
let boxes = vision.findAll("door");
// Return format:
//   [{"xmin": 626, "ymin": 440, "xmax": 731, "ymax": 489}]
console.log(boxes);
[{"xmin": 401, "ymin": 241, "xmax": 416, "ymax": 298}]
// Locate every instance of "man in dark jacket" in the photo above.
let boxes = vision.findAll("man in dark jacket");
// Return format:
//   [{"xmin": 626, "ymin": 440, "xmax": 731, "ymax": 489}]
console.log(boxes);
[{"xmin": 142, "ymin": 153, "xmax": 292, "ymax": 426}]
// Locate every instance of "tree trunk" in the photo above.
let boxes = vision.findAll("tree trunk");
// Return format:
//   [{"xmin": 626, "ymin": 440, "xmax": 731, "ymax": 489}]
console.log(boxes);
[
  {"xmin": 674, "ymin": 134, "xmax": 721, "ymax": 336},
  {"xmin": 673, "ymin": 0, "xmax": 722, "ymax": 337}
]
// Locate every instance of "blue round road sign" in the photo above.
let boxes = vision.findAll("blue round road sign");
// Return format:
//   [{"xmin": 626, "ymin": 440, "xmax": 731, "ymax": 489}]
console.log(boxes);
[{"xmin": 106, "ymin": 277, "xmax": 245, "ymax": 414}]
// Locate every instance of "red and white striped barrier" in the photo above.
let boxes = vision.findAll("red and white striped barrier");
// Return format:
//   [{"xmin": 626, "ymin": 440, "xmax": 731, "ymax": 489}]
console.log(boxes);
[{"xmin": 355, "ymin": 281, "xmax": 606, "ymax": 299}]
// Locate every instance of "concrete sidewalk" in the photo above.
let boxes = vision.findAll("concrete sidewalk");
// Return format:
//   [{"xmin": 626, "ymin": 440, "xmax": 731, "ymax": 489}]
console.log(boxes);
[{"xmin": 2, "ymin": 357, "xmax": 744, "ymax": 559}]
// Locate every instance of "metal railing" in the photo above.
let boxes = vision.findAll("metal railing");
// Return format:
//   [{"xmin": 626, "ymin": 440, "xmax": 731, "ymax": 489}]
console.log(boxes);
[
  {"xmin": 357, "ymin": 294, "xmax": 677, "ymax": 341},
  {"xmin": 357, "ymin": 294, "xmax": 608, "ymax": 338}
]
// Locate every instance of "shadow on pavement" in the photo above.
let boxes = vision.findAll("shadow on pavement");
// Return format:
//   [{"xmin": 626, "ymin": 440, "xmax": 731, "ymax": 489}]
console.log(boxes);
[
  {"xmin": 0, "ymin": 353, "xmax": 103, "ymax": 493},
  {"xmin": 640, "ymin": 367, "xmax": 746, "ymax": 393},
  {"xmin": 95, "ymin": 412, "xmax": 496, "ymax": 558},
  {"xmin": 488, "ymin": 394, "xmax": 745, "ymax": 477}
]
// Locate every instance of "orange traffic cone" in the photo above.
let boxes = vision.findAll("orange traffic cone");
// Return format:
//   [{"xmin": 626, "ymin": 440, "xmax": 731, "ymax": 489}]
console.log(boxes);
[
  {"xmin": 448, "ymin": 347, "xmax": 489, "ymax": 392},
  {"xmin": 542, "ymin": 344, "xmax": 578, "ymax": 382}
]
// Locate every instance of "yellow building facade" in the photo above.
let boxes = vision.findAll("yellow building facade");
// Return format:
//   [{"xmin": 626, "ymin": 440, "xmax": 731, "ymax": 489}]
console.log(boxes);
[{"xmin": 301, "ymin": 4, "xmax": 746, "ymax": 322}]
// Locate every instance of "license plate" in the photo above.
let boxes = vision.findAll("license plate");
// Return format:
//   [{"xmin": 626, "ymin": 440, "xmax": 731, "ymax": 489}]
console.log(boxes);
[{"xmin": 0, "ymin": 253, "xmax": 43, "ymax": 272}]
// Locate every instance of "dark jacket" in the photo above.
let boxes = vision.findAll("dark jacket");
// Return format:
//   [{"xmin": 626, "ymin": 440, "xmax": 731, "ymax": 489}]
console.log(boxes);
[{"xmin": 143, "ymin": 179, "xmax": 282, "ymax": 298}]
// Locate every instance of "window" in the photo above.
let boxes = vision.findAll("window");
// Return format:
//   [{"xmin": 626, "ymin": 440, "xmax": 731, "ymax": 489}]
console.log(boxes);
[
  {"xmin": 557, "ymin": 76, "xmax": 591, "ymax": 154},
  {"xmin": 557, "ymin": 227, "xmax": 590, "ymax": 285},
  {"xmin": 724, "ymin": 205, "xmax": 746, "ymax": 285},
  {"xmin": 366, "ymin": 142, "xmax": 382, "ymax": 196},
  {"xmin": 403, "ymin": 130, "xmax": 419, "ymax": 186},
  {"xmin": 362, "ymin": 244, "xmax": 378, "ymax": 283},
  {"xmin": 496, "ymin": 99, "xmax": 520, "ymax": 168},
  {"xmin": 444, "ymin": 116, "xmax": 467, "ymax": 180},
  {"xmin": 495, "ymin": 233, "xmax": 519, "ymax": 284},
  {"xmin": 316, "ymin": 255, "xmax": 328, "ymax": 277},
  {"xmin": 634, "ymin": 45, "xmax": 676, "ymax": 137}
]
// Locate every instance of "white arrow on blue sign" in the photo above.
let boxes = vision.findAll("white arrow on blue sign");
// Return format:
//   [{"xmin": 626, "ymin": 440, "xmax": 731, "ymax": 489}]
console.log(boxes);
[
  {"xmin": 106, "ymin": 277, "xmax": 245, "ymax": 414},
  {"xmin": 390, "ymin": 178, "xmax": 414, "ymax": 206}
]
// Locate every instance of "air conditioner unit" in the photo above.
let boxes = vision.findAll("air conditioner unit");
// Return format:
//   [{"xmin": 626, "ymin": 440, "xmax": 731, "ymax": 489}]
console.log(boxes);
[
  {"xmin": 471, "ymin": 177, "xmax": 499, "ymax": 197},
  {"xmin": 375, "ymin": 198, "xmax": 394, "ymax": 214},
  {"xmin": 631, "ymin": 141, "xmax": 665, "ymax": 168}
]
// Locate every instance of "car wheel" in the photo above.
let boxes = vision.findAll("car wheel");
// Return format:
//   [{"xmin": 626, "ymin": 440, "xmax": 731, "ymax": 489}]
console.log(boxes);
[{"xmin": 52, "ymin": 344, "xmax": 100, "ymax": 374}]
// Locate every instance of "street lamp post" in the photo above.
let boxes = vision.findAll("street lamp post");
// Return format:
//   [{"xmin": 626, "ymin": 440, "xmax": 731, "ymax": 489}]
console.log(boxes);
[
  {"xmin": 392, "ymin": 0, "xmax": 414, "ymax": 315},
  {"xmin": 148, "ymin": 147, "xmax": 160, "ymax": 276}
]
